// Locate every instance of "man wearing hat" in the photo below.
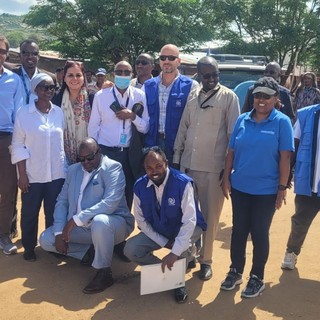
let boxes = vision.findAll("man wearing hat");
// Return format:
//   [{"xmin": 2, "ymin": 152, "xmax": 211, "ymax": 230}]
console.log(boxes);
[{"xmin": 88, "ymin": 68, "xmax": 113, "ymax": 94}]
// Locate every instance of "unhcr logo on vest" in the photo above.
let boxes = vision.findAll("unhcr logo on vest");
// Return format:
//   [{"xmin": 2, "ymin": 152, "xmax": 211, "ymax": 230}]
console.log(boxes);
[{"xmin": 168, "ymin": 198, "xmax": 176, "ymax": 206}]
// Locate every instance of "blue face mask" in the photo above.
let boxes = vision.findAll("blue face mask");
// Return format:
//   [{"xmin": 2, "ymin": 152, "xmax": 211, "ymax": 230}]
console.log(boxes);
[{"xmin": 114, "ymin": 75, "xmax": 131, "ymax": 89}]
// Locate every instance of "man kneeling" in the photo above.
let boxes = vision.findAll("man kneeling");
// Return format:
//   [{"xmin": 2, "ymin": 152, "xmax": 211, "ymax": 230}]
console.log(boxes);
[
  {"xmin": 40, "ymin": 138, "xmax": 134, "ymax": 294},
  {"xmin": 124, "ymin": 146, "xmax": 207, "ymax": 303}
]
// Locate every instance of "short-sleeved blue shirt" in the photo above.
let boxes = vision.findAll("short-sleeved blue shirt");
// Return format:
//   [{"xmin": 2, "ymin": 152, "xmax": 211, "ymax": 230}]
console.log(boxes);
[{"xmin": 229, "ymin": 108, "xmax": 294, "ymax": 195}]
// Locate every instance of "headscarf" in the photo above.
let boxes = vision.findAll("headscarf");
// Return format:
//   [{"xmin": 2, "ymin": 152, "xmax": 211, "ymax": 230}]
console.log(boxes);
[{"xmin": 30, "ymin": 73, "xmax": 53, "ymax": 95}]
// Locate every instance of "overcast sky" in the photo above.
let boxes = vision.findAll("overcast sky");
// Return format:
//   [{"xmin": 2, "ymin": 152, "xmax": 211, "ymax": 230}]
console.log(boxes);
[{"xmin": 0, "ymin": 0, "xmax": 37, "ymax": 16}]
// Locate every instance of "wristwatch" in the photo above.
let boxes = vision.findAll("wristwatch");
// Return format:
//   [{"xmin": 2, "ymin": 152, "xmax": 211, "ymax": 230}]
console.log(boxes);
[{"xmin": 278, "ymin": 185, "xmax": 287, "ymax": 191}]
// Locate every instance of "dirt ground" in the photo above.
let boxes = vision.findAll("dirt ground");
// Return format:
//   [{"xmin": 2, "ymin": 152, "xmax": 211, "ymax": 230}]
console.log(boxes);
[{"xmin": 1, "ymin": 188, "xmax": 320, "ymax": 320}]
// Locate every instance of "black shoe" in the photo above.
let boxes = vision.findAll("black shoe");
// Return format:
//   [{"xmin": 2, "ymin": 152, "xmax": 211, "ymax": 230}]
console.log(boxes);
[
  {"xmin": 83, "ymin": 268, "xmax": 114, "ymax": 294},
  {"xmin": 81, "ymin": 244, "xmax": 95, "ymax": 266},
  {"xmin": 113, "ymin": 241, "xmax": 131, "ymax": 262},
  {"xmin": 23, "ymin": 250, "xmax": 36, "ymax": 262},
  {"xmin": 199, "ymin": 264, "xmax": 212, "ymax": 281},
  {"xmin": 174, "ymin": 287, "xmax": 188, "ymax": 303},
  {"xmin": 187, "ymin": 258, "xmax": 197, "ymax": 269}
]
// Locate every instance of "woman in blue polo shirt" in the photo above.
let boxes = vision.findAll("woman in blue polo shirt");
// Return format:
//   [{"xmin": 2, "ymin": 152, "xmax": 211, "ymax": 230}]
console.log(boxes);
[{"xmin": 220, "ymin": 77, "xmax": 294, "ymax": 298}]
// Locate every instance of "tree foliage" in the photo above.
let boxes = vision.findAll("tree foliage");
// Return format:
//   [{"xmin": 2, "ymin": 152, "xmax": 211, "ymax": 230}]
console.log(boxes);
[
  {"xmin": 24, "ymin": 0, "xmax": 213, "ymax": 65},
  {"xmin": 206, "ymin": 0, "xmax": 320, "ymax": 76}
]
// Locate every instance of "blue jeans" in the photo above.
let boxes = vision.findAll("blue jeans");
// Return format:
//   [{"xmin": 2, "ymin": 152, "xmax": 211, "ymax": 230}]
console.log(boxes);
[
  {"xmin": 21, "ymin": 179, "xmax": 64, "ymax": 251},
  {"xmin": 230, "ymin": 188, "xmax": 277, "ymax": 280}
]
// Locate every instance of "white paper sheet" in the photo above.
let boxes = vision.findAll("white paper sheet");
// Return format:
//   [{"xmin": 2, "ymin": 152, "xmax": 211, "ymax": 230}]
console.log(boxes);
[{"xmin": 140, "ymin": 258, "xmax": 186, "ymax": 295}]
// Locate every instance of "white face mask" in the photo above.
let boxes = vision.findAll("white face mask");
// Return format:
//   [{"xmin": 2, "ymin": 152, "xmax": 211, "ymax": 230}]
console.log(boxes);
[{"xmin": 114, "ymin": 75, "xmax": 131, "ymax": 89}]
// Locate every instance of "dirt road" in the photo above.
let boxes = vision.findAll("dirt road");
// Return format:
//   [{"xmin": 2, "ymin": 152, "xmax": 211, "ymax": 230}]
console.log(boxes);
[{"xmin": 1, "ymin": 189, "xmax": 319, "ymax": 320}]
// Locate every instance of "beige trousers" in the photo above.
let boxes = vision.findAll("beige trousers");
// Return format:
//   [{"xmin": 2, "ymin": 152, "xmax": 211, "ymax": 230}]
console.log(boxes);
[{"xmin": 182, "ymin": 168, "xmax": 225, "ymax": 265}]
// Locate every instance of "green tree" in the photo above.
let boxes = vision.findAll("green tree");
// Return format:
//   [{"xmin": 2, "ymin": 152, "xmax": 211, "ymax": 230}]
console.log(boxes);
[
  {"xmin": 206, "ymin": 0, "xmax": 320, "ymax": 79},
  {"xmin": 24, "ymin": 0, "xmax": 214, "ymax": 65}
]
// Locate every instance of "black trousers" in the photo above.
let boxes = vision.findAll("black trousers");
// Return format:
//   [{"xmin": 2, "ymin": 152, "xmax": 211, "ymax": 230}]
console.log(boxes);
[
  {"xmin": 99, "ymin": 146, "xmax": 134, "ymax": 210},
  {"xmin": 229, "ymin": 188, "xmax": 277, "ymax": 280},
  {"xmin": 21, "ymin": 179, "xmax": 64, "ymax": 251}
]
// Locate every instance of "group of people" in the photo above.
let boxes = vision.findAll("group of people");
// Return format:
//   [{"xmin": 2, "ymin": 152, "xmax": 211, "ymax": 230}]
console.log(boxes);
[{"xmin": 0, "ymin": 34, "xmax": 319, "ymax": 304}]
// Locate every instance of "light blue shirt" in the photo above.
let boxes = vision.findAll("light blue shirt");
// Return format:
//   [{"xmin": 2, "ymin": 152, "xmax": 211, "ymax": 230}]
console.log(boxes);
[{"xmin": 0, "ymin": 67, "xmax": 23, "ymax": 132}]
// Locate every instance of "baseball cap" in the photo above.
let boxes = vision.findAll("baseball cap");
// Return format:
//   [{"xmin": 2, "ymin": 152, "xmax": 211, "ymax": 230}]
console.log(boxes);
[
  {"xmin": 252, "ymin": 77, "xmax": 279, "ymax": 96},
  {"xmin": 96, "ymin": 68, "xmax": 107, "ymax": 76}
]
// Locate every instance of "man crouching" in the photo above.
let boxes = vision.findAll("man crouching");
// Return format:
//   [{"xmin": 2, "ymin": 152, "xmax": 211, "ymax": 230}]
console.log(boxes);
[
  {"xmin": 124, "ymin": 146, "xmax": 207, "ymax": 303},
  {"xmin": 40, "ymin": 138, "xmax": 134, "ymax": 294}
]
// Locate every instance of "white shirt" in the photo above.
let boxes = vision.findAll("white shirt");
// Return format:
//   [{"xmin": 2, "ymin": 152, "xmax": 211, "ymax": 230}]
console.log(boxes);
[
  {"xmin": 11, "ymin": 102, "xmax": 66, "ymax": 183},
  {"xmin": 133, "ymin": 169, "xmax": 197, "ymax": 256},
  {"xmin": 294, "ymin": 118, "xmax": 320, "ymax": 193},
  {"xmin": 88, "ymin": 86, "xmax": 149, "ymax": 147}
]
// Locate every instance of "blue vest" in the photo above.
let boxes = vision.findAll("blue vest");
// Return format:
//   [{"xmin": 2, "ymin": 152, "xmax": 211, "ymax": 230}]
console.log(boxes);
[
  {"xmin": 134, "ymin": 168, "xmax": 207, "ymax": 240},
  {"xmin": 294, "ymin": 104, "xmax": 320, "ymax": 196},
  {"xmin": 144, "ymin": 75, "xmax": 193, "ymax": 153}
]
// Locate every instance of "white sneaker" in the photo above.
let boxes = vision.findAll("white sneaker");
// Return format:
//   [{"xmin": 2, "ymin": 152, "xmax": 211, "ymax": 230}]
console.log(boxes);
[{"xmin": 281, "ymin": 252, "xmax": 297, "ymax": 270}]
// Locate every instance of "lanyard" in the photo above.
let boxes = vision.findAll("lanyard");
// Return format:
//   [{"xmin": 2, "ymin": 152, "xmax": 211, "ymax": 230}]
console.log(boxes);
[
  {"xmin": 112, "ymin": 88, "xmax": 129, "ymax": 130},
  {"xmin": 21, "ymin": 74, "xmax": 30, "ymax": 104}
]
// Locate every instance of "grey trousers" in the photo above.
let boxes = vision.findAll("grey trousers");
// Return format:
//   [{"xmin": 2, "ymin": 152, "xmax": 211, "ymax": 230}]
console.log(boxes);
[
  {"xmin": 124, "ymin": 225, "xmax": 203, "ymax": 266},
  {"xmin": 40, "ymin": 214, "xmax": 132, "ymax": 269},
  {"xmin": 286, "ymin": 194, "xmax": 320, "ymax": 255}
]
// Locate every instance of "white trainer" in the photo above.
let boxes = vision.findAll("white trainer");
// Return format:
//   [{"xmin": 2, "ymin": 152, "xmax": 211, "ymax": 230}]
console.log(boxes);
[{"xmin": 281, "ymin": 252, "xmax": 297, "ymax": 270}]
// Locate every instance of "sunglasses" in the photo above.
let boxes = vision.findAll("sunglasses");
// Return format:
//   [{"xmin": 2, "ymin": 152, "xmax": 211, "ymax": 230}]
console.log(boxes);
[
  {"xmin": 135, "ymin": 60, "xmax": 150, "ymax": 66},
  {"xmin": 77, "ymin": 149, "xmax": 99, "ymax": 163},
  {"xmin": 114, "ymin": 70, "xmax": 132, "ymax": 76},
  {"xmin": 253, "ymin": 92, "xmax": 274, "ymax": 100},
  {"xmin": 159, "ymin": 55, "xmax": 178, "ymax": 61},
  {"xmin": 37, "ymin": 84, "xmax": 56, "ymax": 91},
  {"xmin": 0, "ymin": 49, "xmax": 8, "ymax": 55},
  {"xmin": 201, "ymin": 72, "xmax": 220, "ymax": 79},
  {"xmin": 21, "ymin": 51, "xmax": 39, "ymax": 57}
]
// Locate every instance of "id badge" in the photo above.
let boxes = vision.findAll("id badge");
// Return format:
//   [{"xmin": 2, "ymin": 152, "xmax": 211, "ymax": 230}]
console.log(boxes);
[{"xmin": 120, "ymin": 133, "xmax": 128, "ymax": 145}]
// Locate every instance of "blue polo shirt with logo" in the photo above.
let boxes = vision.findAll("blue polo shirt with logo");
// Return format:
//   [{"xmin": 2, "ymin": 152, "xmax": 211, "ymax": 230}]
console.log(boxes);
[{"xmin": 229, "ymin": 108, "xmax": 294, "ymax": 195}]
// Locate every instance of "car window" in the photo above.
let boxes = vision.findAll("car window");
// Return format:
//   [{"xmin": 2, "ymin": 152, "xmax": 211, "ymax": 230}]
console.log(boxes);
[{"xmin": 219, "ymin": 70, "xmax": 264, "ymax": 89}]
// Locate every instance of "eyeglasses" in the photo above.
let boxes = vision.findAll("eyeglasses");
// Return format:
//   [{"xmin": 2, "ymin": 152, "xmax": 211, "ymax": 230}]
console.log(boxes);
[
  {"xmin": 21, "ymin": 51, "xmax": 39, "ymax": 57},
  {"xmin": 253, "ymin": 92, "xmax": 274, "ymax": 100},
  {"xmin": 114, "ymin": 70, "xmax": 132, "ymax": 76},
  {"xmin": 37, "ymin": 84, "xmax": 56, "ymax": 91},
  {"xmin": 77, "ymin": 149, "xmax": 99, "ymax": 162},
  {"xmin": 201, "ymin": 72, "xmax": 220, "ymax": 79},
  {"xmin": 66, "ymin": 73, "xmax": 83, "ymax": 78},
  {"xmin": 0, "ymin": 49, "xmax": 8, "ymax": 55},
  {"xmin": 159, "ymin": 55, "xmax": 178, "ymax": 61},
  {"xmin": 135, "ymin": 60, "xmax": 150, "ymax": 66}
]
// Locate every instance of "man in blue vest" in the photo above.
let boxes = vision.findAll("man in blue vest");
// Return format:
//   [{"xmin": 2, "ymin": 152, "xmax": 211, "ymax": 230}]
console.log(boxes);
[
  {"xmin": 281, "ymin": 104, "xmax": 320, "ymax": 270},
  {"xmin": 143, "ymin": 44, "xmax": 198, "ymax": 165},
  {"xmin": 124, "ymin": 146, "xmax": 207, "ymax": 303}
]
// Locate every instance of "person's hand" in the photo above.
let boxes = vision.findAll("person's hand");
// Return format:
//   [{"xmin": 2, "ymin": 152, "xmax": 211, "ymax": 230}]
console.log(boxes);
[
  {"xmin": 161, "ymin": 252, "xmax": 178, "ymax": 273},
  {"xmin": 275, "ymin": 189, "xmax": 287, "ymax": 210},
  {"xmin": 116, "ymin": 109, "xmax": 136, "ymax": 121},
  {"xmin": 221, "ymin": 175, "xmax": 231, "ymax": 200},
  {"xmin": 62, "ymin": 219, "xmax": 77, "ymax": 243},
  {"xmin": 18, "ymin": 173, "xmax": 30, "ymax": 193},
  {"xmin": 55, "ymin": 234, "xmax": 68, "ymax": 255}
]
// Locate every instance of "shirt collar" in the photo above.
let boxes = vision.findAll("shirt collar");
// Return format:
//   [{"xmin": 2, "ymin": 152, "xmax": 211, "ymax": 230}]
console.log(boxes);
[
  {"xmin": 114, "ymin": 85, "xmax": 131, "ymax": 99},
  {"xmin": 22, "ymin": 66, "xmax": 38, "ymax": 79},
  {"xmin": 246, "ymin": 107, "xmax": 277, "ymax": 122},
  {"xmin": 147, "ymin": 168, "xmax": 170, "ymax": 189}
]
